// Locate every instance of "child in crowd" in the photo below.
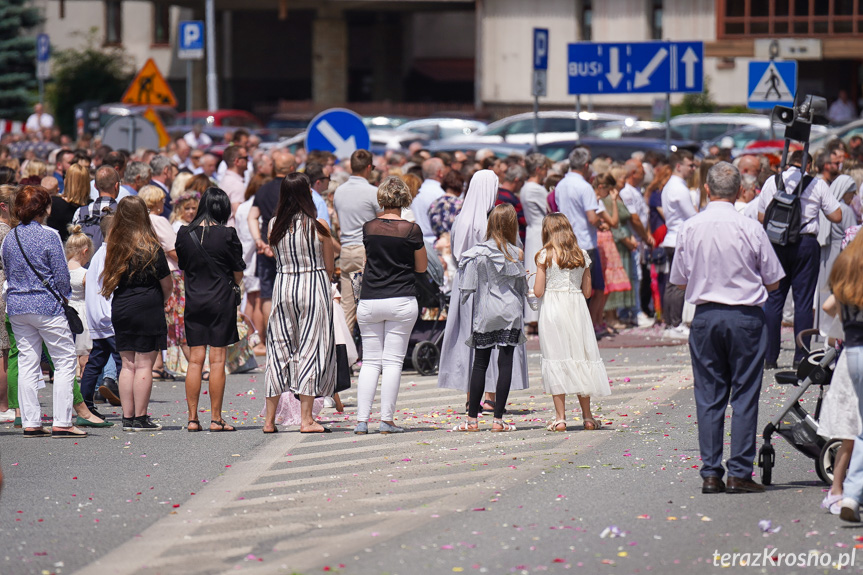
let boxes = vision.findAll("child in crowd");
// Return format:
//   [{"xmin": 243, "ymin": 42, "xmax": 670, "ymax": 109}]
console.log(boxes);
[
  {"xmin": 453, "ymin": 204, "xmax": 526, "ymax": 433},
  {"xmin": 65, "ymin": 225, "xmax": 93, "ymax": 378},
  {"xmin": 531, "ymin": 213, "xmax": 610, "ymax": 432}
]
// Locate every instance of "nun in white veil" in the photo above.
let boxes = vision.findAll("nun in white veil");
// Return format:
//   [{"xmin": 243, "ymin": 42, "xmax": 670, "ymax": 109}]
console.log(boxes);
[{"xmin": 438, "ymin": 170, "xmax": 530, "ymax": 401}]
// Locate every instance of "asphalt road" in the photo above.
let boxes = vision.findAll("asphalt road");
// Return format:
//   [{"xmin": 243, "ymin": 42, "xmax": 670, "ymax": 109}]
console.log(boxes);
[{"xmin": 1, "ymin": 328, "xmax": 857, "ymax": 575}]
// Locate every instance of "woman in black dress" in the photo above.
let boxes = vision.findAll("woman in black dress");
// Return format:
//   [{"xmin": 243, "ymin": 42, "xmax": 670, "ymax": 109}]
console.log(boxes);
[
  {"xmin": 175, "ymin": 188, "xmax": 245, "ymax": 432},
  {"xmin": 101, "ymin": 196, "xmax": 173, "ymax": 432}
]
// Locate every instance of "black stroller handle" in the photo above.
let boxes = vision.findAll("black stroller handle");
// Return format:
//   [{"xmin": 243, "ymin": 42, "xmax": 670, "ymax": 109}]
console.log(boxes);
[{"xmin": 796, "ymin": 328, "xmax": 822, "ymax": 355}]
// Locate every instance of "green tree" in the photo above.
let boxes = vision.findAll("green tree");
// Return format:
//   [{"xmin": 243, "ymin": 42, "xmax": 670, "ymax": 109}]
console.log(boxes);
[
  {"xmin": 671, "ymin": 77, "xmax": 717, "ymax": 116},
  {"xmin": 47, "ymin": 29, "xmax": 133, "ymax": 136},
  {"xmin": 0, "ymin": 0, "xmax": 41, "ymax": 120}
]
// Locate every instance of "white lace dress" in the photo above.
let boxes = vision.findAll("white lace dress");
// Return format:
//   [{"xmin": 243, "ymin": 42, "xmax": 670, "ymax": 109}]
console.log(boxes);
[
  {"xmin": 537, "ymin": 249, "xmax": 610, "ymax": 397},
  {"xmin": 68, "ymin": 266, "xmax": 92, "ymax": 355}
]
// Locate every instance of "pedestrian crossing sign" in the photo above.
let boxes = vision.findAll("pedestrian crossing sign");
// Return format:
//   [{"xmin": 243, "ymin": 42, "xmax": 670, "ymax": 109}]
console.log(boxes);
[
  {"xmin": 122, "ymin": 58, "xmax": 177, "ymax": 108},
  {"xmin": 747, "ymin": 60, "xmax": 796, "ymax": 109}
]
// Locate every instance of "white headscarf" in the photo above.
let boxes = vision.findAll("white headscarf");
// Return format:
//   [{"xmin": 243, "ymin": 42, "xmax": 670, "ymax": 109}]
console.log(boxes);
[{"xmin": 451, "ymin": 169, "xmax": 499, "ymax": 261}]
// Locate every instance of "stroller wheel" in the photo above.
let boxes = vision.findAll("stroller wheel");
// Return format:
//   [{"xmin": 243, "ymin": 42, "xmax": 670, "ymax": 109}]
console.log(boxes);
[
  {"xmin": 818, "ymin": 438, "xmax": 843, "ymax": 486},
  {"xmin": 412, "ymin": 341, "xmax": 440, "ymax": 376},
  {"xmin": 758, "ymin": 444, "xmax": 774, "ymax": 486}
]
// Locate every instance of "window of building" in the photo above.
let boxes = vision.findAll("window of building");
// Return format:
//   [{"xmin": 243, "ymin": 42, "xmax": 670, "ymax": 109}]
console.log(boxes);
[
  {"xmin": 105, "ymin": 0, "xmax": 122, "ymax": 45},
  {"xmin": 651, "ymin": 0, "xmax": 663, "ymax": 40},
  {"xmin": 718, "ymin": 0, "xmax": 863, "ymax": 37},
  {"xmin": 153, "ymin": 3, "xmax": 170, "ymax": 45},
  {"xmin": 581, "ymin": 0, "xmax": 592, "ymax": 41}
]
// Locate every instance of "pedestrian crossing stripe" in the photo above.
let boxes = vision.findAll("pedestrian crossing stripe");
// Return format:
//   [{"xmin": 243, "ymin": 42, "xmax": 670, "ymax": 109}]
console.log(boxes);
[
  {"xmin": 122, "ymin": 58, "xmax": 177, "ymax": 107},
  {"xmin": 748, "ymin": 61, "xmax": 796, "ymax": 108}
]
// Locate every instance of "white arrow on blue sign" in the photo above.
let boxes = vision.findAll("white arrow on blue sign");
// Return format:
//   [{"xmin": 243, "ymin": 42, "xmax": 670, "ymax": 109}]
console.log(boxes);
[
  {"xmin": 568, "ymin": 41, "xmax": 703, "ymax": 95},
  {"xmin": 36, "ymin": 34, "xmax": 50, "ymax": 62},
  {"xmin": 305, "ymin": 108, "xmax": 370, "ymax": 159}
]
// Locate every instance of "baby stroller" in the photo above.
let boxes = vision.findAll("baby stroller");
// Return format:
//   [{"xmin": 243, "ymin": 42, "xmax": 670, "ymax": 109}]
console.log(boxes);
[
  {"xmin": 406, "ymin": 270, "xmax": 450, "ymax": 376},
  {"xmin": 758, "ymin": 329, "xmax": 839, "ymax": 486}
]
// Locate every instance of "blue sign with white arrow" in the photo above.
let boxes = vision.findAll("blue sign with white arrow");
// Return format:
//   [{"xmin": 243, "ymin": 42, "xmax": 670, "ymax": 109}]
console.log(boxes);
[
  {"xmin": 567, "ymin": 41, "xmax": 703, "ymax": 95},
  {"xmin": 305, "ymin": 108, "xmax": 370, "ymax": 159},
  {"xmin": 747, "ymin": 60, "xmax": 797, "ymax": 109},
  {"xmin": 36, "ymin": 34, "xmax": 50, "ymax": 62}
]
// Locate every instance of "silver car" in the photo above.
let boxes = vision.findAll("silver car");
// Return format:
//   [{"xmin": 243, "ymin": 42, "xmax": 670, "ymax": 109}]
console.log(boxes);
[
  {"xmin": 441, "ymin": 110, "xmax": 635, "ymax": 146},
  {"xmin": 395, "ymin": 118, "xmax": 486, "ymax": 142},
  {"xmin": 669, "ymin": 113, "xmax": 772, "ymax": 144}
]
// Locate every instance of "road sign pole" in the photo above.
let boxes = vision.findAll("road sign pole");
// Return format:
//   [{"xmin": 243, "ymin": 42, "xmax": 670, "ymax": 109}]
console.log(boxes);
[
  {"xmin": 186, "ymin": 60, "xmax": 193, "ymax": 125},
  {"xmin": 533, "ymin": 94, "xmax": 539, "ymax": 151},
  {"xmin": 205, "ymin": 0, "xmax": 218, "ymax": 111},
  {"xmin": 665, "ymin": 92, "xmax": 671, "ymax": 156},
  {"xmin": 38, "ymin": 79, "xmax": 44, "ymax": 107},
  {"xmin": 576, "ymin": 95, "xmax": 582, "ymax": 136}
]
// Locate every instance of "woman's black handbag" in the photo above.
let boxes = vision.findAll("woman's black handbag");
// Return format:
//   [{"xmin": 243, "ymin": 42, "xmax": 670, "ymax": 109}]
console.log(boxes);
[
  {"xmin": 14, "ymin": 228, "xmax": 85, "ymax": 334},
  {"xmin": 192, "ymin": 226, "xmax": 242, "ymax": 307}
]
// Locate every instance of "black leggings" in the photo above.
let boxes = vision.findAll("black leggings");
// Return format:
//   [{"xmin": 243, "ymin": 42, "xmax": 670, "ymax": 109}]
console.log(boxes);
[{"xmin": 468, "ymin": 345, "xmax": 514, "ymax": 419}]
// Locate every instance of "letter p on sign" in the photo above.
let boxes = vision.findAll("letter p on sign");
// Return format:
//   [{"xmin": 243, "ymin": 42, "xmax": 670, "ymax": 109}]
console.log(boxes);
[
  {"xmin": 534, "ymin": 28, "xmax": 549, "ymax": 71},
  {"xmin": 184, "ymin": 25, "xmax": 200, "ymax": 47}
]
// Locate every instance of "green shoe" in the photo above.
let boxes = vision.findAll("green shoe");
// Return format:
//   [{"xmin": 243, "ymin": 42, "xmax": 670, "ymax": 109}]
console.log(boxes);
[
  {"xmin": 75, "ymin": 415, "xmax": 114, "ymax": 428},
  {"xmin": 14, "ymin": 416, "xmax": 21, "ymax": 428}
]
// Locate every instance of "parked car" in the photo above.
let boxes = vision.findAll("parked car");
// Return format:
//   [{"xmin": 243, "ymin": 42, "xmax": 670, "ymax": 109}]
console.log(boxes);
[
  {"xmin": 441, "ymin": 111, "xmax": 636, "ymax": 146},
  {"xmin": 588, "ymin": 120, "xmax": 688, "ymax": 140},
  {"xmin": 669, "ymin": 113, "xmax": 772, "ymax": 144},
  {"xmin": 395, "ymin": 118, "xmax": 487, "ymax": 142},
  {"xmin": 703, "ymin": 123, "xmax": 829, "ymax": 157},
  {"xmin": 169, "ymin": 109, "xmax": 270, "ymax": 142},
  {"xmin": 97, "ymin": 103, "xmax": 177, "ymax": 131},
  {"xmin": 362, "ymin": 115, "xmax": 412, "ymax": 130},
  {"xmin": 809, "ymin": 118, "xmax": 863, "ymax": 153},
  {"xmin": 266, "ymin": 113, "xmax": 314, "ymax": 140},
  {"xmin": 427, "ymin": 141, "xmax": 531, "ymax": 158},
  {"xmin": 536, "ymin": 137, "xmax": 702, "ymax": 163}
]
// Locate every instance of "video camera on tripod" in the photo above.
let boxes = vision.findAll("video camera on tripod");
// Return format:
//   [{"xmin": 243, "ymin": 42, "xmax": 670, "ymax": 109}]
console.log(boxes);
[{"xmin": 763, "ymin": 95, "xmax": 830, "ymax": 246}]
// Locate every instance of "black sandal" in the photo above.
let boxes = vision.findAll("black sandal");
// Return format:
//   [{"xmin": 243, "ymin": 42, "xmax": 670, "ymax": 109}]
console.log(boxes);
[
  {"xmin": 151, "ymin": 369, "xmax": 175, "ymax": 381},
  {"xmin": 210, "ymin": 419, "xmax": 235, "ymax": 432},
  {"xmin": 187, "ymin": 419, "xmax": 202, "ymax": 432}
]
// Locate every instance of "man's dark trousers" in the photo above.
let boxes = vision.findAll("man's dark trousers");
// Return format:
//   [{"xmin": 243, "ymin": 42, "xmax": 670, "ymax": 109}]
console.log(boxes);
[
  {"xmin": 764, "ymin": 235, "xmax": 820, "ymax": 365},
  {"xmin": 690, "ymin": 303, "xmax": 767, "ymax": 480},
  {"xmin": 80, "ymin": 337, "xmax": 121, "ymax": 409}
]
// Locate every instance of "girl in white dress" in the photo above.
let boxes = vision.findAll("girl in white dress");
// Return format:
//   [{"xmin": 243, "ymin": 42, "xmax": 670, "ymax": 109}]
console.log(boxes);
[
  {"xmin": 65, "ymin": 226, "xmax": 93, "ymax": 377},
  {"xmin": 532, "ymin": 213, "xmax": 611, "ymax": 432}
]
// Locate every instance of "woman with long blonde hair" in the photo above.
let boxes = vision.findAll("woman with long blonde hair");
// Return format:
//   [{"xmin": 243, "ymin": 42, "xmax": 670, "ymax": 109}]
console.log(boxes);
[
  {"xmin": 532, "ymin": 212, "xmax": 610, "ymax": 431},
  {"xmin": 101, "ymin": 196, "xmax": 173, "ymax": 432},
  {"xmin": 47, "ymin": 163, "xmax": 91, "ymax": 241}
]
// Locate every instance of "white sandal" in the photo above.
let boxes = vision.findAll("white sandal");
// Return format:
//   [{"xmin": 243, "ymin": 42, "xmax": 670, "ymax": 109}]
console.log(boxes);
[
  {"xmin": 453, "ymin": 421, "xmax": 479, "ymax": 432},
  {"xmin": 546, "ymin": 420, "xmax": 567, "ymax": 432},
  {"xmin": 491, "ymin": 419, "xmax": 516, "ymax": 432}
]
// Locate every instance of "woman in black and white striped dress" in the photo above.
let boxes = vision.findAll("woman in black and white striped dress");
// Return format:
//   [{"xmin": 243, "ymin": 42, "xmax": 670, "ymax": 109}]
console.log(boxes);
[{"xmin": 263, "ymin": 173, "xmax": 336, "ymax": 434}]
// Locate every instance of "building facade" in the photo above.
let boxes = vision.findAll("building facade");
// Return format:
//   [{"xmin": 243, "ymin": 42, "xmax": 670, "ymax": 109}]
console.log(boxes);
[{"xmin": 29, "ymin": 0, "xmax": 863, "ymax": 118}]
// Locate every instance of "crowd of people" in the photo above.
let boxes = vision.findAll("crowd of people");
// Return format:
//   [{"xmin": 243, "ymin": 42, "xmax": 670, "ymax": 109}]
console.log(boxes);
[{"xmin": 1, "ymin": 121, "xmax": 862, "ymax": 515}]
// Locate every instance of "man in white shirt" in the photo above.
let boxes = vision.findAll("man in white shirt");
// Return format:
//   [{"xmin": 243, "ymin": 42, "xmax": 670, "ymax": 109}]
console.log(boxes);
[
  {"xmin": 661, "ymin": 150, "xmax": 696, "ymax": 337},
  {"xmin": 333, "ymin": 149, "xmax": 382, "ymax": 332},
  {"xmin": 757, "ymin": 150, "xmax": 843, "ymax": 368},
  {"xmin": 828, "ymin": 90, "xmax": 856, "ymax": 125},
  {"xmin": 183, "ymin": 123, "xmax": 213, "ymax": 149},
  {"xmin": 619, "ymin": 159, "xmax": 655, "ymax": 327},
  {"xmin": 171, "ymin": 137, "xmax": 193, "ymax": 171},
  {"xmin": 411, "ymin": 158, "xmax": 446, "ymax": 244},
  {"xmin": 220, "ymin": 145, "xmax": 248, "ymax": 225},
  {"xmin": 25, "ymin": 104, "xmax": 54, "ymax": 134}
]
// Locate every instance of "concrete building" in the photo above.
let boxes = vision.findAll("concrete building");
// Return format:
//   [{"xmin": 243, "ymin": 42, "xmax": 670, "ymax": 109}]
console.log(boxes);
[{"xmin": 29, "ymin": 0, "xmax": 863, "ymax": 118}]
